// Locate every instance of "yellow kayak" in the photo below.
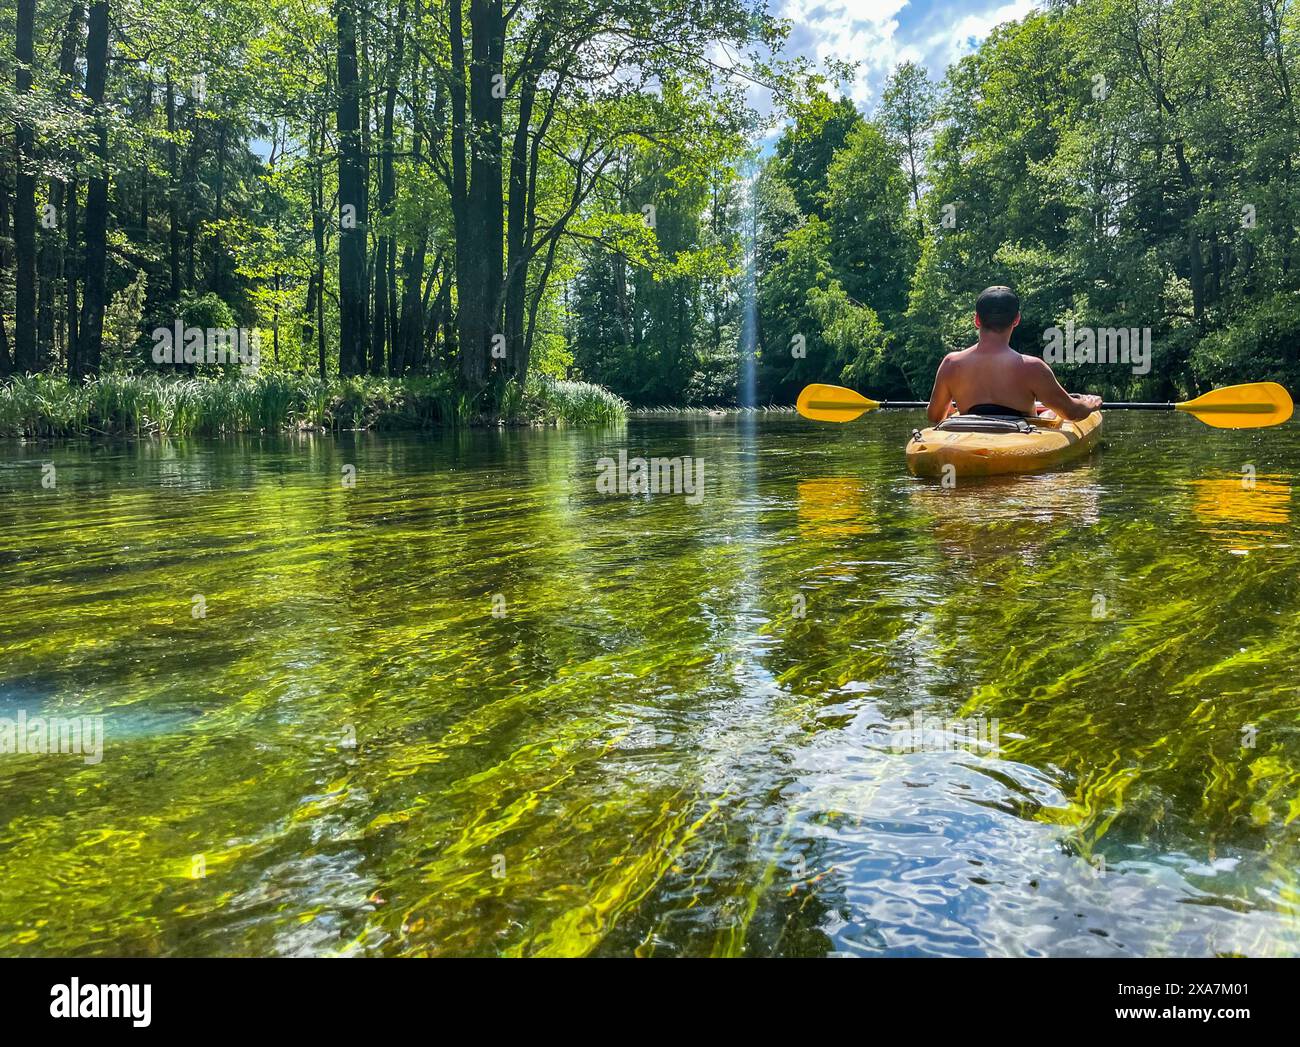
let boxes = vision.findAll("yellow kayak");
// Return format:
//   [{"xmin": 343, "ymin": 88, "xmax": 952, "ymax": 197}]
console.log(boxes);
[{"xmin": 906, "ymin": 411, "xmax": 1103, "ymax": 478}]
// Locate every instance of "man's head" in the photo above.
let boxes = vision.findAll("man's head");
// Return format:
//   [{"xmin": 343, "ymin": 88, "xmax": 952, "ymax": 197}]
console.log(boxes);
[{"xmin": 974, "ymin": 286, "xmax": 1020, "ymax": 334}]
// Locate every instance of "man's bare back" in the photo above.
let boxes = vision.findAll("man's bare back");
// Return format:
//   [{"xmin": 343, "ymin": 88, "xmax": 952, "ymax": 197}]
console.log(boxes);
[{"xmin": 926, "ymin": 287, "xmax": 1102, "ymax": 426}]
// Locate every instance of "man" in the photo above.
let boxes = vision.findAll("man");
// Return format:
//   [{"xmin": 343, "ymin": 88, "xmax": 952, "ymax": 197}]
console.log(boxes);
[{"xmin": 925, "ymin": 286, "xmax": 1102, "ymax": 425}]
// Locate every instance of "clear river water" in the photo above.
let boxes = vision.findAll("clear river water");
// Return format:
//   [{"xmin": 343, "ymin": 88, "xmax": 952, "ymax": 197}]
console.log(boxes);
[{"xmin": 1, "ymin": 410, "xmax": 1298, "ymax": 956}]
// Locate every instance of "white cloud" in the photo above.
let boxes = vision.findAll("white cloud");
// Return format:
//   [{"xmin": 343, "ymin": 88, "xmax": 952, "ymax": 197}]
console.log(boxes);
[
  {"xmin": 777, "ymin": 0, "xmax": 910, "ymax": 108},
  {"xmin": 923, "ymin": 1, "xmax": 1037, "ymax": 69},
  {"xmin": 770, "ymin": 0, "xmax": 1038, "ymax": 114}
]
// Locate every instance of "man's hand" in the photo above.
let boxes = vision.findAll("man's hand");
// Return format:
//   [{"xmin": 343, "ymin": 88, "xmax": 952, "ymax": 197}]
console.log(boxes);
[{"xmin": 1074, "ymin": 394, "xmax": 1102, "ymax": 412}]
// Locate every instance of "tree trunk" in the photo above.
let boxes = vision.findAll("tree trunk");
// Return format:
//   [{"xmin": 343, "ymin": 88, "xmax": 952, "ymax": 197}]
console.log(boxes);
[
  {"xmin": 394, "ymin": 75, "xmax": 427, "ymax": 378},
  {"xmin": 65, "ymin": 170, "xmax": 79, "ymax": 376},
  {"xmin": 37, "ymin": 2, "xmax": 84, "ymax": 368},
  {"xmin": 371, "ymin": 0, "xmax": 405, "ymax": 376},
  {"xmin": 471, "ymin": 0, "xmax": 505, "ymax": 388},
  {"xmin": 448, "ymin": 0, "xmax": 477, "ymax": 386},
  {"xmin": 450, "ymin": 0, "xmax": 505, "ymax": 396},
  {"xmin": 211, "ymin": 119, "xmax": 227, "ymax": 295},
  {"xmin": 14, "ymin": 0, "xmax": 38, "ymax": 372},
  {"xmin": 75, "ymin": 2, "xmax": 110, "ymax": 380},
  {"xmin": 505, "ymin": 32, "xmax": 547, "ymax": 384},
  {"xmin": 2, "ymin": 129, "xmax": 21, "ymax": 376},
  {"xmin": 0, "ymin": 147, "xmax": 11, "ymax": 372},
  {"xmin": 335, "ymin": 0, "xmax": 369, "ymax": 376},
  {"xmin": 1173, "ymin": 143, "xmax": 1204, "ymax": 322},
  {"xmin": 303, "ymin": 269, "xmax": 317, "ymax": 369},
  {"xmin": 397, "ymin": 233, "xmax": 428, "ymax": 377},
  {"xmin": 524, "ymin": 233, "xmax": 560, "ymax": 370},
  {"xmin": 436, "ymin": 265, "xmax": 454, "ymax": 369},
  {"xmin": 36, "ymin": 208, "xmax": 57, "ymax": 367},
  {"xmin": 313, "ymin": 114, "xmax": 327, "ymax": 379},
  {"xmin": 138, "ymin": 74, "xmax": 152, "ymax": 238},
  {"xmin": 185, "ymin": 117, "xmax": 199, "ymax": 292},
  {"xmin": 272, "ymin": 272, "xmax": 280, "ymax": 363},
  {"xmin": 166, "ymin": 74, "xmax": 181, "ymax": 302}
]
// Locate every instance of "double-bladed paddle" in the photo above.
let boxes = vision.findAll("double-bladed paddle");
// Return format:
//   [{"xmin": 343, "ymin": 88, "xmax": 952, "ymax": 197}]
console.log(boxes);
[{"xmin": 795, "ymin": 381, "xmax": 1295, "ymax": 429}]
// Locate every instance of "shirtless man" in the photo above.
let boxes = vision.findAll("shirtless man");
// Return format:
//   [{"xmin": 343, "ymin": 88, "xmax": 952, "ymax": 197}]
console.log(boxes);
[{"xmin": 925, "ymin": 286, "xmax": 1102, "ymax": 426}]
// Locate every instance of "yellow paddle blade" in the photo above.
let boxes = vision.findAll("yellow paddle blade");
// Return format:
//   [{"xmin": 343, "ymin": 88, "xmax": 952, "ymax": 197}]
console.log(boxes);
[
  {"xmin": 796, "ymin": 384, "xmax": 881, "ymax": 423},
  {"xmin": 1175, "ymin": 382, "xmax": 1294, "ymax": 429}
]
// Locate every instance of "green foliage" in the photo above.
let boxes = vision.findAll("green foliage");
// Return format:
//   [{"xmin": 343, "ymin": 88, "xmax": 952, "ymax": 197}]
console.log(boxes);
[
  {"xmin": 4, "ymin": 0, "xmax": 774, "ymax": 419},
  {"xmin": 567, "ymin": 144, "xmax": 744, "ymax": 406},
  {"xmin": 103, "ymin": 272, "xmax": 150, "ymax": 373},
  {"xmin": 684, "ymin": 338, "xmax": 740, "ymax": 405},
  {"xmin": 879, "ymin": 61, "xmax": 938, "ymax": 210},
  {"xmin": 821, "ymin": 121, "xmax": 916, "ymax": 323},
  {"xmin": 757, "ymin": 215, "xmax": 837, "ymax": 396},
  {"xmin": 1192, "ymin": 294, "xmax": 1300, "ymax": 392},
  {"xmin": 806, "ymin": 282, "xmax": 889, "ymax": 391},
  {"xmin": 755, "ymin": 114, "xmax": 915, "ymax": 401},
  {"xmin": 773, "ymin": 92, "xmax": 864, "ymax": 219},
  {"xmin": 180, "ymin": 293, "xmax": 237, "ymax": 332},
  {"xmin": 9, "ymin": 0, "xmax": 1298, "ymax": 417},
  {"xmin": 884, "ymin": 0, "xmax": 1300, "ymax": 401}
]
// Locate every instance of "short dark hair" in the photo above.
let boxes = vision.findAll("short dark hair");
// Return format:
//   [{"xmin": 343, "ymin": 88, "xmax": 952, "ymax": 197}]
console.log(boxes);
[{"xmin": 975, "ymin": 286, "xmax": 1019, "ymax": 331}]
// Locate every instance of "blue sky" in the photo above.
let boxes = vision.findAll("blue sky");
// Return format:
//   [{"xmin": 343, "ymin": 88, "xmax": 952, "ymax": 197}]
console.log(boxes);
[{"xmin": 768, "ymin": 0, "xmax": 1036, "ymax": 114}]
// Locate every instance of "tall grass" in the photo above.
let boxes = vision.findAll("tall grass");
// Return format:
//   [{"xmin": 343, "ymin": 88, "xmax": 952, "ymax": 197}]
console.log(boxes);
[
  {"xmin": 0, "ymin": 373, "xmax": 626, "ymax": 438},
  {"xmin": 520, "ymin": 375, "xmax": 628, "ymax": 426}
]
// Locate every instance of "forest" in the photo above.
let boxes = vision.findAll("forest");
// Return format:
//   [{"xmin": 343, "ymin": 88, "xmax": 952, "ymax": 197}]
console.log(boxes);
[{"xmin": 0, "ymin": 0, "xmax": 1298, "ymax": 429}]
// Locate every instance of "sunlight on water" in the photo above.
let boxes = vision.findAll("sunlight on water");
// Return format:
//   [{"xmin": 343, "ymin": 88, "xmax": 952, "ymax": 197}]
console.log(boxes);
[{"xmin": 1, "ymin": 412, "xmax": 1298, "ymax": 956}]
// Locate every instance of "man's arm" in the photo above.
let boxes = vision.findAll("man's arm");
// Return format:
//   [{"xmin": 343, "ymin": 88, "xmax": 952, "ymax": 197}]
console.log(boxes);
[
  {"xmin": 1027, "ymin": 358, "xmax": 1101, "ymax": 420},
  {"xmin": 926, "ymin": 355, "xmax": 956, "ymax": 425}
]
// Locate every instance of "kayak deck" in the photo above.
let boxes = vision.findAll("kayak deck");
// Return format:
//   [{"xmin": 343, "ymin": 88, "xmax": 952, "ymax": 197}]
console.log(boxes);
[{"xmin": 906, "ymin": 411, "xmax": 1103, "ymax": 478}]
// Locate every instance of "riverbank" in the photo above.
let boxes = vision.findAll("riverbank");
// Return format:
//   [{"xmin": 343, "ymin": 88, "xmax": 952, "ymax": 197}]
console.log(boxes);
[{"xmin": 0, "ymin": 373, "xmax": 627, "ymax": 437}]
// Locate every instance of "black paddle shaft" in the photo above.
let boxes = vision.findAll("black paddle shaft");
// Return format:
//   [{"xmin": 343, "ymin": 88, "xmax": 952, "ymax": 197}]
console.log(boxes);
[{"xmin": 876, "ymin": 400, "xmax": 1172, "ymax": 410}]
